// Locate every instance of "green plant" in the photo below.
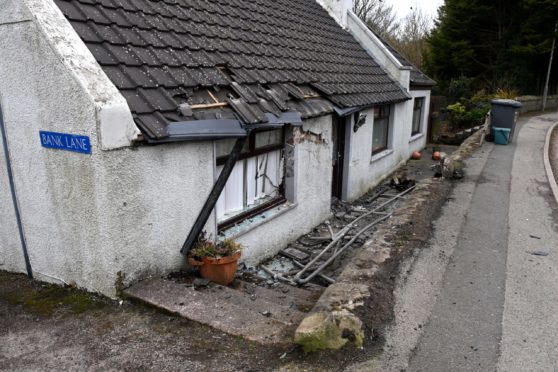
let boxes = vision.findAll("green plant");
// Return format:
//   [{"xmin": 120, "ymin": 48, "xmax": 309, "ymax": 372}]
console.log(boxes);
[
  {"xmin": 446, "ymin": 100, "xmax": 489, "ymax": 129},
  {"xmin": 190, "ymin": 232, "xmax": 241, "ymax": 259},
  {"xmin": 448, "ymin": 76, "xmax": 473, "ymax": 103}
]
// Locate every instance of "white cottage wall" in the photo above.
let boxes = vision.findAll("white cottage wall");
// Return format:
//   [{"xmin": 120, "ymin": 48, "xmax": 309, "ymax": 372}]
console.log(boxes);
[
  {"xmin": 0, "ymin": 0, "xmax": 35, "ymax": 275},
  {"xmin": 345, "ymin": 94, "xmax": 428, "ymax": 201},
  {"xmin": 0, "ymin": 3, "xmax": 216, "ymax": 297},
  {"xmin": 0, "ymin": 96, "xmax": 26, "ymax": 274},
  {"xmin": 232, "ymin": 116, "xmax": 334, "ymax": 266},
  {"xmin": 408, "ymin": 90, "xmax": 431, "ymax": 154}
]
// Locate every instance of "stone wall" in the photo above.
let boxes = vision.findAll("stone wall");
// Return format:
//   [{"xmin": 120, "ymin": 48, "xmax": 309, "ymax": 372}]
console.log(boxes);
[{"xmin": 516, "ymin": 95, "xmax": 558, "ymax": 113}]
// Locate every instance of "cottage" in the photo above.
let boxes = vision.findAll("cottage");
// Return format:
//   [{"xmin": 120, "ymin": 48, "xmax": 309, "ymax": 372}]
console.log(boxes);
[{"xmin": 0, "ymin": 0, "xmax": 433, "ymax": 297}]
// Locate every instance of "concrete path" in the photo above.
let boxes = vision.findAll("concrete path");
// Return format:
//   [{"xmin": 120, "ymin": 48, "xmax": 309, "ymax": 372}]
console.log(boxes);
[
  {"xmin": 347, "ymin": 112, "xmax": 558, "ymax": 372},
  {"xmin": 499, "ymin": 114, "xmax": 558, "ymax": 371},
  {"xmin": 408, "ymin": 112, "xmax": 558, "ymax": 371}
]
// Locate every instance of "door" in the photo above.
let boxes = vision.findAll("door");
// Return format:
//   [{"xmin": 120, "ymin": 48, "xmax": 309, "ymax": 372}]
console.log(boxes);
[{"xmin": 332, "ymin": 115, "xmax": 346, "ymax": 199}]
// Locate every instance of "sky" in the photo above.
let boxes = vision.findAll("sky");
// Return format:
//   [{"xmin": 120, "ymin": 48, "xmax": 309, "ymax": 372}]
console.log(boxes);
[{"xmin": 384, "ymin": 0, "xmax": 444, "ymax": 20}]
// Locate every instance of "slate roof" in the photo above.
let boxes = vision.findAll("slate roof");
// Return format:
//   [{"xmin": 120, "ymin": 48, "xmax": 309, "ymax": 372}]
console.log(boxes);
[
  {"xmin": 378, "ymin": 36, "xmax": 436, "ymax": 88},
  {"xmin": 54, "ymin": 0, "xmax": 410, "ymax": 141}
]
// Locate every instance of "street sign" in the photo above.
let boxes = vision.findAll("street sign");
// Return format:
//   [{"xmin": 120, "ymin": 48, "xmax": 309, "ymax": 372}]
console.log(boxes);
[{"xmin": 39, "ymin": 131, "xmax": 91, "ymax": 155}]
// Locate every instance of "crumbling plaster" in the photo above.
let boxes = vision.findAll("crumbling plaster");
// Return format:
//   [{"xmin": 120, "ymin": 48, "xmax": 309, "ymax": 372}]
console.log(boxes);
[
  {"xmin": 0, "ymin": 4, "xmax": 216, "ymax": 297},
  {"xmin": 233, "ymin": 116, "xmax": 334, "ymax": 266}
]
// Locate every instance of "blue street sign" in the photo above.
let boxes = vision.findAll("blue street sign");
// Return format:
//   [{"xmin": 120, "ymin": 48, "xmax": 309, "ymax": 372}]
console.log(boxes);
[{"xmin": 39, "ymin": 131, "xmax": 92, "ymax": 155}]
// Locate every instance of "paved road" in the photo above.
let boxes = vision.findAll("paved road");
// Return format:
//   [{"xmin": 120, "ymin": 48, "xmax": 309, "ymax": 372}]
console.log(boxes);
[
  {"xmin": 408, "ymin": 132, "xmax": 514, "ymax": 371},
  {"xmin": 408, "ymin": 112, "xmax": 558, "ymax": 371},
  {"xmin": 347, "ymin": 112, "xmax": 558, "ymax": 372}
]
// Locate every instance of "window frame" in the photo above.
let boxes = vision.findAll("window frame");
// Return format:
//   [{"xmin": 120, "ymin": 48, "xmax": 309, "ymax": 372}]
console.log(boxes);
[
  {"xmin": 412, "ymin": 97, "xmax": 425, "ymax": 136},
  {"xmin": 372, "ymin": 105, "xmax": 391, "ymax": 155},
  {"xmin": 216, "ymin": 128, "xmax": 286, "ymax": 232}
]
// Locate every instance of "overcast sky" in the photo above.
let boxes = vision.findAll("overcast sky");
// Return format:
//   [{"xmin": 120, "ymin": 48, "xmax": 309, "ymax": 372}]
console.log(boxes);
[{"xmin": 384, "ymin": 0, "xmax": 444, "ymax": 20}]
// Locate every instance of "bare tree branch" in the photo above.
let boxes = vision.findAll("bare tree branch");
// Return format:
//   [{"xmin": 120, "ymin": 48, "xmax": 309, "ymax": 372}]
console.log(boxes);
[
  {"xmin": 395, "ymin": 7, "xmax": 432, "ymax": 68},
  {"xmin": 352, "ymin": 0, "xmax": 400, "ymax": 41}
]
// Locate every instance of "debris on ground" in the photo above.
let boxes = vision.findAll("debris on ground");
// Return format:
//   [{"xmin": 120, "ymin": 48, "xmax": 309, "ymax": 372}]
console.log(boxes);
[
  {"xmin": 528, "ymin": 251, "xmax": 549, "ymax": 257},
  {"xmin": 249, "ymin": 177, "xmax": 418, "ymax": 291}
]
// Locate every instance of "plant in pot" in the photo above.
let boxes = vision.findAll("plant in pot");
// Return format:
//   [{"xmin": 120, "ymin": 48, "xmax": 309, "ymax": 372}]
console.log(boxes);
[{"xmin": 187, "ymin": 233, "xmax": 242, "ymax": 286}]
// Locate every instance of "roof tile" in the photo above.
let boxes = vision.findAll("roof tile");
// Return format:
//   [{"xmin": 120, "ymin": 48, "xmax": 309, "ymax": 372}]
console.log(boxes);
[{"xmin": 56, "ymin": 0, "xmax": 409, "ymax": 140}]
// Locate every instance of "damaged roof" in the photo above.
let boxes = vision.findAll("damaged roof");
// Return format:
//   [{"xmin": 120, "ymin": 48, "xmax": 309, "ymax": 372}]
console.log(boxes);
[{"xmin": 54, "ymin": 0, "xmax": 410, "ymax": 141}]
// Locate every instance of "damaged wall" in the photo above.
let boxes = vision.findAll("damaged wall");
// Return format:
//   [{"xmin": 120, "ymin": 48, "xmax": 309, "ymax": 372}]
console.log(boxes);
[
  {"xmin": 229, "ymin": 116, "xmax": 334, "ymax": 266},
  {"xmin": 0, "ymin": 1, "xmax": 216, "ymax": 297}
]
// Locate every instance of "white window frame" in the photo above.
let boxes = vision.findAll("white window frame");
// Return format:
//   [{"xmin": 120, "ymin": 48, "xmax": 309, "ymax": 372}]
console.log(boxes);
[{"xmin": 215, "ymin": 129, "xmax": 286, "ymax": 230}]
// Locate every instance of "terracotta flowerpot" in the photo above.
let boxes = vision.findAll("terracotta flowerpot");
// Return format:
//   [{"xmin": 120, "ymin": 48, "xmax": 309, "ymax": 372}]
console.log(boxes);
[
  {"xmin": 188, "ymin": 251, "xmax": 241, "ymax": 285},
  {"xmin": 411, "ymin": 151, "xmax": 422, "ymax": 160}
]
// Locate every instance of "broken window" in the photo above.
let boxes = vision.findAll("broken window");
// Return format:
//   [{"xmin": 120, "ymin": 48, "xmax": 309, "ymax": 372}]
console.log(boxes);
[
  {"xmin": 215, "ymin": 129, "xmax": 285, "ymax": 230},
  {"xmin": 372, "ymin": 105, "xmax": 391, "ymax": 155},
  {"xmin": 412, "ymin": 97, "xmax": 425, "ymax": 136}
]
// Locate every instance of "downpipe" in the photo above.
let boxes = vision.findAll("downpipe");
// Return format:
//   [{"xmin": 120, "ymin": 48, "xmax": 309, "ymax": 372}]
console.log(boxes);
[{"xmin": 0, "ymin": 100, "xmax": 33, "ymax": 278}]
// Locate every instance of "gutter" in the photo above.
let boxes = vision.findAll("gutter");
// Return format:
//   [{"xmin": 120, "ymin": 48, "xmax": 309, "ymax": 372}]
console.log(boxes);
[{"xmin": 0, "ymin": 101, "xmax": 33, "ymax": 278}]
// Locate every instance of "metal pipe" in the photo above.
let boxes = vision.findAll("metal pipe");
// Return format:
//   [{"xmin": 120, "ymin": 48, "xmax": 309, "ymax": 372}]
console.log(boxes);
[
  {"xmin": 543, "ymin": 22, "xmax": 558, "ymax": 111},
  {"xmin": 291, "ymin": 259, "xmax": 335, "ymax": 284},
  {"xmin": 260, "ymin": 265, "xmax": 298, "ymax": 286},
  {"xmin": 0, "ymin": 101, "xmax": 33, "ymax": 279},
  {"xmin": 295, "ymin": 213, "xmax": 392, "ymax": 285},
  {"xmin": 181, "ymin": 136, "xmax": 248, "ymax": 256},
  {"xmin": 278, "ymin": 250, "xmax": 336, "ymax": 284},
  {"xmin": 292, "ymin": 186, "xmax": 415, "ymax": 282}
]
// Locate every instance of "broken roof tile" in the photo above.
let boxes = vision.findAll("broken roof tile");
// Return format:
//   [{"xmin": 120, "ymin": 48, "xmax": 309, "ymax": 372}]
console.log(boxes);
[{"xmin": 56, "ymin": 0, "xmax": 409, "ymax": 140}]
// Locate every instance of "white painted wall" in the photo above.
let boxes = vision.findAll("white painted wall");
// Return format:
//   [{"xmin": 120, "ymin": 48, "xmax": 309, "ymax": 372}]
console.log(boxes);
[
  {"xmin": 0, "ymin": 0, "xmax": 431, "ymax": 297},
  {"xmin": 345, "ymin": 91, "xmax": 431, "ymax": 201},
  {"xmin": 0, "ymin": 1, "xmax": 216, "ymax": 296},
  {"xmin": 25, "ymin": 0, "xmax": 140, "ymax": 150},
  {"xmin": 0, "ymin": 0, "xmax": 335, "ymax": 296},
  {"xmin": 229, "ymin": 116, "xmax": 334, "ymax": 265}
]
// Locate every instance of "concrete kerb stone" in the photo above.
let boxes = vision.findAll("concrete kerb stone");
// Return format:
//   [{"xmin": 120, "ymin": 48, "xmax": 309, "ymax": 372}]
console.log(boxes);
[
  {"xmin": 543, "ymin": 121, "xmax": 558, "ymax": 204},
  {"xmin": 294, "ymin": 180, "xmax": 439, "ymax": 352},
  {"xmin": 294, "ymin": 124, "xmax": 488, "ymax": 353}
]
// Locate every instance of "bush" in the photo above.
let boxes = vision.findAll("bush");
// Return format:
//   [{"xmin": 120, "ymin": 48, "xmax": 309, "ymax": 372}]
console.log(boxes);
[
  {"xmin": 447, "ymin": 95, "xmax": 490, "ymax": 129},
  {"xmin": 448, "ymin": 76, "xmax": 474, "ymax": 103}
]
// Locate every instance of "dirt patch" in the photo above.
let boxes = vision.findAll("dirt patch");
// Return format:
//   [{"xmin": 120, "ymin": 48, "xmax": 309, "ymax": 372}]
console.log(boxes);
[
  {"xmin": 354, "ymin": 180, "xmax": 453, "ymax": 349},
  {"xmin": 0, "ymin": 184, "xmax": 454, "ymax": 371},
  {"xmin": 0, "ymin": 271, "xmax": 397, "ymax": 371}
]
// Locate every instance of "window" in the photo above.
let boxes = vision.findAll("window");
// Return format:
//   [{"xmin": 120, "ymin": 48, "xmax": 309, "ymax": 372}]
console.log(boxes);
[
  {"xmin": 373, "ymin": 105, "xmax": 391, "ymax": 155},
  {"xmin": 412, "ymin": 97, "xmax": 425, "ymax": 136},
  {"xmin": 215, "ymin": 129, "xmax": 285, "ymax": 230}
]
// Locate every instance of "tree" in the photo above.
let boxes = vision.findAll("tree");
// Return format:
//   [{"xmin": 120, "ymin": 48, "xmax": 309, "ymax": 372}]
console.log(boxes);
[
  {"xmin": 425, "ymin": 0, "xmax": 558, "ymax": 94},
  {"xmin": 353, "ymin": 0, "xmax": 400, "ymax": 41},
  {"xmin": 396, "ymin": 7, "xmax": 432, "ymax": 69}
]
